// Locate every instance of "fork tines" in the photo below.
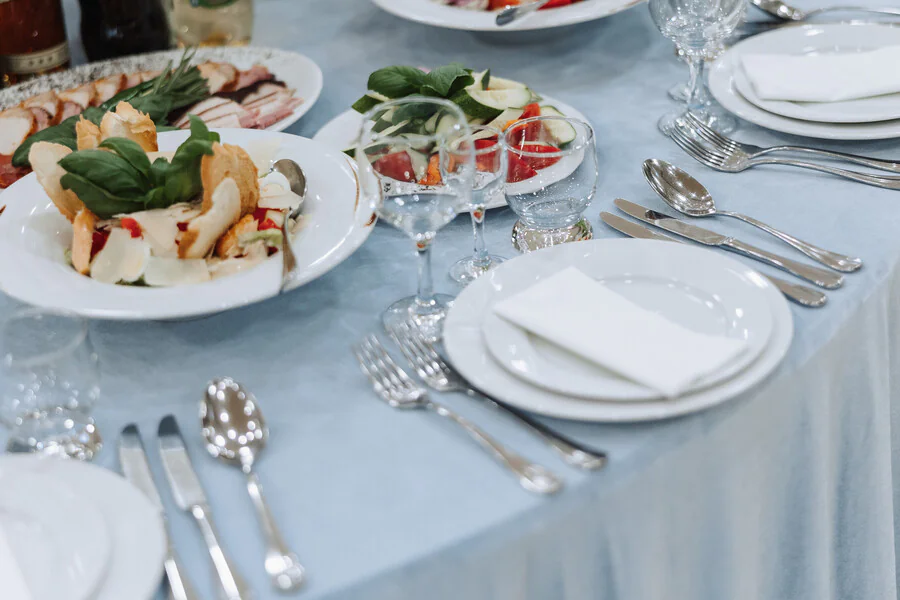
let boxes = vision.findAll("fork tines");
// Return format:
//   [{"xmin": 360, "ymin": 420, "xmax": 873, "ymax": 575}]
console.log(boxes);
[
  {"xmin": 682, "ymin": 112, "xmax": 741, "ymax": 151},
  {"xmin": 667, "ymin": 120, "xmax": 731, "ymax": 170},
  {"xmin": 353, "ymin": 334, "xmax": 418, "ymax": 401},
  {"xmin": 387, "ymin": 321, "xmax": 452, "ymax": 387}
]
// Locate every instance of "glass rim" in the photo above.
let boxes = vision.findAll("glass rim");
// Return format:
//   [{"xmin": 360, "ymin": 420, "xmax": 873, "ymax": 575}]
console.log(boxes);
[
  {"xmin": 504, "ymin": 116, "xmax": 594, "ymax": 157},
  {"xmin": 2, "ymin": 308, "xmax": 89, "ymax": 370},
  {"xmin": 359, "ymin": 96, "xmax": 471, "ymax": 147}
]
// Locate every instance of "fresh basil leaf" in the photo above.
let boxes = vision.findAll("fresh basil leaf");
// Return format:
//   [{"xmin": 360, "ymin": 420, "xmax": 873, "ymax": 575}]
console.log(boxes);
[
  {"xmin": 143, "ymin": 187, "xmax": 171, "ymax": 211},
  {"xmin": 368, "ymin": 66, "xmax": 426, "ymax": 98},
  {"xmin": 391, "ymin": 102, "xmax": 437, "ymax": 124},
  {"xmin": 150, "ymin": 156, "xmax": 170, "ymax": 188},
  {"xmin": 60, "ymin": 173, "xmax": 142, "ymax": 219},
  {"xmin": 59, "ymin": 149, "xmax": 148, "ymax": 198},
  {"xmin": 420, "ymin": 63, "xmax": 473, "ymax": 98},
  {"xmin": 164, "ymin": 139, "xmax": 215, "ymax": 203},
  {"xmin": 188, "ymin": 115, "xmax": 220, "ymax": 142},
  {"xmin": 352, "ymin": 94, "xmax": 382, "ymax": 114},
  {"xmin": 99, "ymin": 138, "xmax": 152, "ymax": 186}
]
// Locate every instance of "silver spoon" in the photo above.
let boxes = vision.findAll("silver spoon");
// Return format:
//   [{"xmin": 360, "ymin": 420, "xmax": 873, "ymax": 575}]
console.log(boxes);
[
  {"xmin": 642, "ymin": 159, "xmax": 863, "ymax": 273},
  {"xmin": 749, "ymin": 0, "xmax": 900, "ymax": 21},
  {"xmin": 272, "ymin": 159, "xmax": 307, "ymax": 293},
  {"xmin": 201, "ymin": 377, "xmax": 305, "ymax": 593},
  {"xmin": 495, "ymin": 0, "xmax": 552, "ymax": 26}
]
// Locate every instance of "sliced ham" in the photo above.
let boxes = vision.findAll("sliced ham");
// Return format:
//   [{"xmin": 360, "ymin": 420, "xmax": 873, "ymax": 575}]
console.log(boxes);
[
  {"xmin": 0, "ymin": 154, "xmax": 30, "ymax": 189},
  {"xmin": 93, "ymin": 74, "xmax": 125, "ymax": 106},
  {"xmin": 28, "ymin": 108, "xmax": 53, "ymax": 131},
  {"xmin": 231, "ymin": 65, "xmax": 274, "ymax": 92},
  {"xmin": 0, "ymin": 108, "xmax": 36, "ymax": 155},
  {"xmin": 59, "ymin": 101, "xmax": 83, "ymax": 121},
  {"xmin": 240, "ymin": 82, "xmax": 291, "ymax": 107},
  {"xmin": 254, "ymin": 97, "xmax": 303, "ymax": 129},
  {"xmin": 175, "ymin": 97, "xmax": 257, "ymax": 129},
  {"xmin": 124, "ymin": 72, "xmax": 143, "ymax": 89},
  {"xmin": 59, "ymin": 83, "xmax": 96, "ymax": 110},
  {"xmin": 198, "ymin": 62, "xmax": 238, "ymax": 95},
  {"xmin": 21, "ymin": 91, "xmax": 60, "ymax": 124},
  {"xmin": 137, "ymin": 70, "xmax": 162, "ymax": 82},
  {"xmin": 203, "ymin": 113, "xmax": 243, "ymax": 129}
]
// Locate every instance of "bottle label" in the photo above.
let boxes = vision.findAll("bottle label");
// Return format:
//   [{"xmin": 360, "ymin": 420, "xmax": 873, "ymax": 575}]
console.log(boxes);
[
  {"xmin": 0, "ymin": 42, "xmax": 70, "ymax": 74},
  {"xmin": 190, "ymin": 0, "xmax": 239, "ymax": 7}
]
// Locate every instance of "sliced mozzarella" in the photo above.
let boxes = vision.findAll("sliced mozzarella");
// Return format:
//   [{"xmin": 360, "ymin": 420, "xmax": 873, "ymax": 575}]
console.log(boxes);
[
  {"xmin": 180, "ymin": 178, "xmax": 241, "ymax": 259},
  {"xmin": 123, "ymin": 204, "xmax": 201, "ymax": 258},
  {"xmin": 208, "ymin": 244, "xmax": 268, "ymax": 279},
  {"xmin": 90, "ymin": 229, "xmax": 150, "ymax": 284},
  {"xmin": 264, "ymin": 210, "xmax": 285, "ymax": 227},
  {"xmin": 143, "ymin": 257, "xmax": 211, "ymax": 287},
  {"xmin": 258, "ymin": 172, "xmax": 303, "ymax": 211},
  {"xmin": 245, "ymin": 139, "xmax": 281, "ymax": 175}
]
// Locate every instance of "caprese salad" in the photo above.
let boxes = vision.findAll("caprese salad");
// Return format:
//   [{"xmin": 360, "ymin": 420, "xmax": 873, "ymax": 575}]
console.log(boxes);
[{"xmin": 435, "ymin": 0, "xmax": 583, "ymax": 11}]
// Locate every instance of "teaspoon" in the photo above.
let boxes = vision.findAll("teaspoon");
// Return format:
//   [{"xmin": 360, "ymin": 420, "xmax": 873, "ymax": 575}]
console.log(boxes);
[
  {"xmin": 642, "ymin": 159, "xmax": 862, "ymax": 273},
  {"xmin": 272, "ymin": 159, "xmax": 308, "ymax": 293},
  {"xmin": 201, "ymin": 377, "xmax": 306, "ymax": 593}
]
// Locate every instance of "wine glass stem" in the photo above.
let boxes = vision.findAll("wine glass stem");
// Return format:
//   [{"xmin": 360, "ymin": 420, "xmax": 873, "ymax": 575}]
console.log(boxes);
[
  {"xmin": 685, "ymin": 54, "xmax": 708, "ymax": 112},
  {"xmin": 415, "ymin": 238, "xmax": 436, "ymax": 312},
  {"xmin": 470, "ymin": 207, "xmax": 491, "ymax": 269}
]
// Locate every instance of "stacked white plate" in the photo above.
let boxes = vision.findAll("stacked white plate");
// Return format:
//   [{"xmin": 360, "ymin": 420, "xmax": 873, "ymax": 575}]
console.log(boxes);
[
  {"xmin": 0, "ymin": 456, "xmax": 166, "ymax": 600},
  {"xmin": 709, "ymin": 23, "xmax": 900, "ymax": 140},
  {"xmin": 442, "ymin": 239, "xmax": 794, "ymax": 422}
]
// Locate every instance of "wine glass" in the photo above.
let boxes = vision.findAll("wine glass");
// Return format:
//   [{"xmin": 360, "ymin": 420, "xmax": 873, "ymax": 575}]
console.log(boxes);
[
  {"xmin": 504, "ymin": 116, "xmax": 598, "ymax": 253},
  {"xmin": 448, "ymin": 125, "xmax": 507, "ymax": 286},
  {"xmin": 1, "ymin": 308, "xmax": 102, "ymax": 460},
  {"xmin": 356, "ymin": 97, "xmax": 475, "ymax": 342},
  {"xmin": 650, "ymin": 0, "xmax": 746, "ymax": 134}
]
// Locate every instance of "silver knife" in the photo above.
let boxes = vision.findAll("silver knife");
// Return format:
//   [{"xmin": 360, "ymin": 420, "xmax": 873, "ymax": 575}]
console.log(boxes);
[
  {"xmin": 613, "ymin": 198, "xmax": 844, "ymax": 290},
  {"xmin": 158, "ymin": 415, "xmax": 253, "ymax": 600},
  {"xmin": 599, "ymin": 212, "xmax": 827, "ymax": 308},
  {"xmin": 119, "ymin": 424, "xmax": 201, "ymax": 600}
]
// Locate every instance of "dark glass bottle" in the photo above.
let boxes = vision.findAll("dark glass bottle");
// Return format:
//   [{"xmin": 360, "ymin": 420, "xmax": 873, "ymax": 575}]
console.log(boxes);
[
  {"xmin": 78, "ymin": 0, "xmax": 172, "ymax": 61},
  {"xmin": 0, "ymin": 0, "xmax": 70, "ymax": 88}
]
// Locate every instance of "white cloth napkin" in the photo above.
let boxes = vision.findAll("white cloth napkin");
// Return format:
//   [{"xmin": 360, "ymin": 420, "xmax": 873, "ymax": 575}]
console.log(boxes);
[
  {"xmin": 0, "ymin": 523, "xmax": 32, "ymax": 600},
  {"xmin": 740, "ymin": 46, "xmax": 900, "ymax": 103},
  {"xmin": 492, "ymin": 267, "xmax": 748, "ymax": 398}
]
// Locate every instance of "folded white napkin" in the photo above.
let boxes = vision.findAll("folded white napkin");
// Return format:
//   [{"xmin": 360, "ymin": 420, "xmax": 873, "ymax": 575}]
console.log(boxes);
[
  {"xmin": 0, "ymin": 523, "xmax": 32, "ymax": 600},
  {"xmin": 492, "ymin": 267, "xmax": 748, "ymax": 398},
  {"xmin": 741, "ymin": 46, "xmax": 900, "ymax": 103}
]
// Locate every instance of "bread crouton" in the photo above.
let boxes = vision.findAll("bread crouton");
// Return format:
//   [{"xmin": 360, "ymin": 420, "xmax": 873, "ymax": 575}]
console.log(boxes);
[
  {"xmin": 215, "ymin": 214, "xmax": 258, "ymax": 258},
  {"xmin": 99, "ymin": 101, "xmax": 157, "ymax": 151},
  {"xmin": 179, "ymin": 177, "xmax": 242, "ymax": 259},
  {"xmin": 76, "ymin": 117, "xmax": 102, "ymax": 150},
  {"xmin": 72, "ymin": 208, "xmax": 97, "ymax": 274},
  {"xmin": 29, "ymin": 142, "xmax": 85, "ymax": 222},
  {"xmin": 200, "ymin": 142, "xmax": 259, "ymax": 218}
]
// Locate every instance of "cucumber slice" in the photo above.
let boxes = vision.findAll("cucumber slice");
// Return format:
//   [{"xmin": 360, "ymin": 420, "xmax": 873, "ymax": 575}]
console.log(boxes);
[
  {"xmin": 485, "ymin": 108, "xmax": 525, "ymax": 131},
  {"xmin": 485, "ymin": 76, "xmax": 528, "ymax": 92},
  {"xmin": 407, "ymin": 149, "xmax": 430, "ymax": 181},
  {"xmin": 452, "ymin": 86, "xmax": 532, "ymax": 119},
  {"xmin": 423, "ymin": 112, "xmax": 440, "ymax": 133},
  {"xmin": 539, "ymin": 106, "xmax": 577, "ymax": 145},
  {"xmin": 351, "ymin": 91, "xmax": 391, "ymax": 114}
]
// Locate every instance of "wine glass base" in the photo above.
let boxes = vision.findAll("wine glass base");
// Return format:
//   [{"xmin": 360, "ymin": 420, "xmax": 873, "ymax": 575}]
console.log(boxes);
[
  {"xmin": 658, "ymin": 108, "xmax": 738, "ymax": 136},
  {"xmin": 6, "ymin": 411, "xmax": 102, "ymax": 461},
  {"xmin": 448, "ymin": 255, "xmax": 506, "ymax": 285},
  {"xmin": 668, "ymin": 82, "xmax": 689, "ymax": 102},
  {"xmin": 382, "ymin": 294, "xmax": 456, "ymax": 343},
  {"xmin": 511, "ymin": 218, "xmax": 593, "ymax": 253}
]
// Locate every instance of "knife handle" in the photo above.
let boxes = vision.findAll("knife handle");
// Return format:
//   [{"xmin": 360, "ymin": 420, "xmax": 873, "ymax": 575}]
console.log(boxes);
[
  {"xmin": 766, "ymin": 276, "xmax": 828, "ymax": 308},
  {"xmin": 191, "ymin": 504, "xmax": 253, "ymax": 600},
  {"xmin": 164, "ymin": 546, "xmax": 201, "ymax": 600},
  {"xmin": 724, "ymin": 239, "xmax": 844, "ymax": 290}
]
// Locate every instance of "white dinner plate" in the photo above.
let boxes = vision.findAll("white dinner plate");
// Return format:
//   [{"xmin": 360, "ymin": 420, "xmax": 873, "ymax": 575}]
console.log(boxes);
[
  {"xmin": 0, "ymin": 456, "xmax": 166, "ymax": 600},
  {"xmin": 480, "ymin": 250, "xmax": 774, "ymax": 400},
  {"xmin": 0, "ymin": 129, "xmax": 376, "ymax": 320},
  {"xmin": 443, "ymin": 239, "xmax": 793, "ymax": 422},
  {"xmin": 0, "ymin": 47, "xmax": 323, "ymax": 133},
  {"xmin": 0, "ymin": 473, "xmax": 111, "ymax": 600},
  {"xmin": 709, "ymin": 24, "xmax": 900, "ymax": 139},
  {"xmin": 371, "ymin": 0, "xmax": 644, "ymax": 31},
  {"xmin": 313, "ymin": 95, "xmax": 589, "ymax": 210}
]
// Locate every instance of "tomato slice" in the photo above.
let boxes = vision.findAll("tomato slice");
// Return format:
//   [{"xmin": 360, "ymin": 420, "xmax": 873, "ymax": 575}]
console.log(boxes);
[
  {"xmin": 474, "ymin": 137, "xmax": 501, "ymax": 173},
  {"xmin": 258, "ymin": 219, "xmax": 281, "ymax": 231},
  {"xmin": 373, "ymin": 151, "xmax": 417, "ymax": 183},
  {"xmin": 91, "ymin": 229, "xmax": 110, "ymax": 259},
  {"xmin": 507, "ymin": 153, "xmax": 538, "ymax": 183},
  {"xmin": 539, "ymin": 0, "xmax": 573, "ymax": 8},
  {"xmin": 518, "ymin": 143, "xmax": 561, "ymax": 170},
  {"xmin": 120, "ymin": 217, "xmax": 142, "ymax": 238},
  {"xmin": 418, "ymin": 154, "xmax": 442, "ymax": 186}
]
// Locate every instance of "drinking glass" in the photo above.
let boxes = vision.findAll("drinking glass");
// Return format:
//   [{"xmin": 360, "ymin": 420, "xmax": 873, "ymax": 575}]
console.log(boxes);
[
  {"xmin": 504, "ymin": 116, "xmax": 598, "ymax": 253},
  {"xmin": 650, "ymin": 0, "xmax": 745, "ymax": 134},
  {"xmin": 356, "ymin": 97, "xmax": 475, "ymax": 342},
  {"xmin": 448, "ymin": 125, "xmax": 507, "ymax": 286},
  {"xmin": 1, "ymin": 309, "xmax": 102, "ymax": 460}
]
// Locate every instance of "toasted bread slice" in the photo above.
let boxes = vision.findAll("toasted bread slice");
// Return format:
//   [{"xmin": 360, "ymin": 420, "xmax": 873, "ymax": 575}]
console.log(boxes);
[
  {"xmin": 200, "ymin": 142, "xmax": 259, "ymax": 217},
  {"xmin": 29, "ymin": 142, "xmax": 85, "ymax": 222},
  {"xmin": 215, "ymin": 213, "xmax": 258, "ymax": 258},
  {"xmin": 72, "ymin": 208, "xmax": 98, "ymax": 274},
  {"xmin": 100, "ymin": 101, "xmax": 157, "ymax": 151}
]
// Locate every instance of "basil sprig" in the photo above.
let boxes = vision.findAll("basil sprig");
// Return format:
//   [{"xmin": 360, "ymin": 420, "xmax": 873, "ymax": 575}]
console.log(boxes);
[
  {"xmin": 352, "ymin": 63, "xmax": 475, "ymax": 112},
  {"xmin": 59, "ymin": 116, "xmax": 219, "ymax": 219}
]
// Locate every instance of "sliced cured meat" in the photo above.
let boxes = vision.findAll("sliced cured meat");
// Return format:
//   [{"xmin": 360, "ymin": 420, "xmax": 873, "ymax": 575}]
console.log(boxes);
[
  {"xmin": 240, "ymin": 82, "xmax": 291, "ymax": 107},
  {"xmin": 137, "ymin": 70, "xmax": 162, "ymax": 82},
  {"xmin": 28, "ymin": 107, "xmax": 53, "ymax": 131},
  {"xmin": 0, "ymin": 108, "xmax": 36, "ymax": 155},
  {"xmin": 198, "ymin": 62, "xmax": 238, "ymax": 95},
  {"xmin": 59, "ymin": 101, "xmax": 83, "ymax": 121},
  {"xmin": 21, "ymin": 91, "xmax": 61, "ymax": 124},
  {"xmin": 0, "ymin": 154, "xmax": 30, "ymax": 189},
  {"xmin": 203, "ymin": 113, "xmax": 243, "ymax": 128},
  {"xmin": 253, "ymin": 97, "xmax": 303, "ymax": 129},
  {"xmin": 93, "ymin": 74, "xmax": 125, "ymax": 106},
  {"xmin": 124, "ymin": 72, "xmax": 143, "ymax": 89},
  {"xmin": 232, "ymin": 65, "xmax": 274, "ymax": 91},
  {"xmin": 176, "ymin": 98, "xmax": 257, "ymax": 129},
  {"xmin": 58, "ymin": 83, "xmax": 96, "ymax": 110},
  {"xmin": 173, "ymin": 97, "xmax": 230, "ymax": 127}
]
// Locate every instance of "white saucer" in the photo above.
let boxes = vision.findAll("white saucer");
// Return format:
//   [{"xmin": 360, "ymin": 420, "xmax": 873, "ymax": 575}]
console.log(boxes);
[
  {"xmin": 480, "ymin": 256, "xmax": 774, "ymax": 400},
  {"xmin": 0, "ymin": 456, "xmax": 167, "ymax": 600},
  {"xmin": 0, "ymin": 472, "xmax": 111, "ymax": 600},
  {"xmin": 444, "ymin": 239, "xmax": 793, "ymax": 422},
  {"xmin": 709, "ymin": 23, "xmax": 900, "ymax": 140}
]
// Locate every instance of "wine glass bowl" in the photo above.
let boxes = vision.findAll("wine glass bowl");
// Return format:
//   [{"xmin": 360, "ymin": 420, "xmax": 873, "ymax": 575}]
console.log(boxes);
[{"xmin": 503, "ymin": 116, "xmax": 598, "ymax": 252}]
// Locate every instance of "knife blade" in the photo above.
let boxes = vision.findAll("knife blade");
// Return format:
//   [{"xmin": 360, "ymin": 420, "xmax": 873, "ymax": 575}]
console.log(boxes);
[
  {"xmin": 613, "ymin": 199, "xmax": 843, "ymax": 290},
  {"xmin": 157, "ymin": 415, "xmax": 252, "ymax": 600},
  {"xmin": 119, "ymin": 424, "xmax": 200, "ymax": 600},
  {"xmin": 599, "ymin": 212, "xmax": 827, "ymax": 308}
]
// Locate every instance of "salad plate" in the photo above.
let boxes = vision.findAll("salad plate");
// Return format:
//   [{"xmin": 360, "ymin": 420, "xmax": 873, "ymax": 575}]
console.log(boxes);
[
  {"xmin": 371, "ymin": 0, "xmax": 644, "ymax": 31},
  {"xmin": 0, "ymin": 129, "xmax": 375, "ymax": 320}
]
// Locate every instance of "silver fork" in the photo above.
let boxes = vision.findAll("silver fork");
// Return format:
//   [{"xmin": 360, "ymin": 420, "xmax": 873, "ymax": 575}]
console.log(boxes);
[
  {"xmin": 352, "ymin": 334, "xmax": 563, "ymax": 495},
  {"xmin": 388, "ymin": 322, "xmax": 607, "ymax": 471},
  {"xmin": 667, "ymin": 119, "xmax": 900, "ymax": 190},
  {"xmin": 683, "ymin": 113, "xmax": 900, "ymax": 174}
]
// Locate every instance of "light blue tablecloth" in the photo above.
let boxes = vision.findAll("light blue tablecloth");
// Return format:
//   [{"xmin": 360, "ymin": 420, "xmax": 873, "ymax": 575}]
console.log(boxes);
[{"xmin": 4, "ymin": 0, "xmax": 900, "ymax": 598}]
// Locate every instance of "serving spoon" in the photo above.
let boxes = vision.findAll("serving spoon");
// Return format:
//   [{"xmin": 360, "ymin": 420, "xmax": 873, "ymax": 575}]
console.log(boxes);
[
  {"xmin": 496, "ymin": 0, "xmax": 552, "ymax": 26},
  {"xmin": 749, "ymin": 0, "xmax": 900, "ymax": 21},
  {"xmin": 272, "ymin": 159, "xmax": 308, "ymax": 293},
  {"xmin": 201, "ymin": 377, "xmax": 306, "ymax": 593},
  {"xmin": 642, "ymin": 159, "xmax": 862, "ymax": 273}
]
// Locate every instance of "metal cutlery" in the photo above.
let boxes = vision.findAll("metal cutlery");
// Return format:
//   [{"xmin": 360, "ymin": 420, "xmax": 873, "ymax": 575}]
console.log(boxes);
[
  {"xmin": 201, "ymin": 378, "xmax": 305, "ymax": 593},
  {"xmin": 614, "ymin": 198, "xmax": 844, "ymax": 289},
  {"xmin": 158, "ymin": 415, "xmax": 253, "ymax": 600},
  {"xmin": 667, "ymin": 117, "xmax": 900, "ymax": 190},
  {"xmin": 643, "ymin": 158, "xmax": 862, "ymax": 272},
  {"xmin": 683, "ymin": 112, "xmax": 900, "ymax": 174},
  {"xmin": 387, "ymin": 321, "xmax": 607, "ymax": 470},
  {"xmin": 600, "ymin": 211, "xmax": 828, "ymax": 307},
  {"xmin": 273, "ymin": 158, "xmax": 307, "ymax": 294},
  {"xmin": 119, "ymin": 424, "xmax": 201, "ymax": 600},
  {"xmin": 353, "ymin": 334, "xmax": 563, "ymax": 495},
  {"xmin": 496, "ymin": 0, "xmax": 552, "ymax": 26},
  {"xmin": 750, "ymin": 0, "xmax": 900, "ymax": 21}
]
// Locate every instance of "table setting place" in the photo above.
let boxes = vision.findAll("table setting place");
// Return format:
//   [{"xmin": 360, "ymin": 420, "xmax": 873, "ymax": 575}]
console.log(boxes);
[{"xmin": 1, "ymin": 0, "xmax": 899, "ymax": 597}]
